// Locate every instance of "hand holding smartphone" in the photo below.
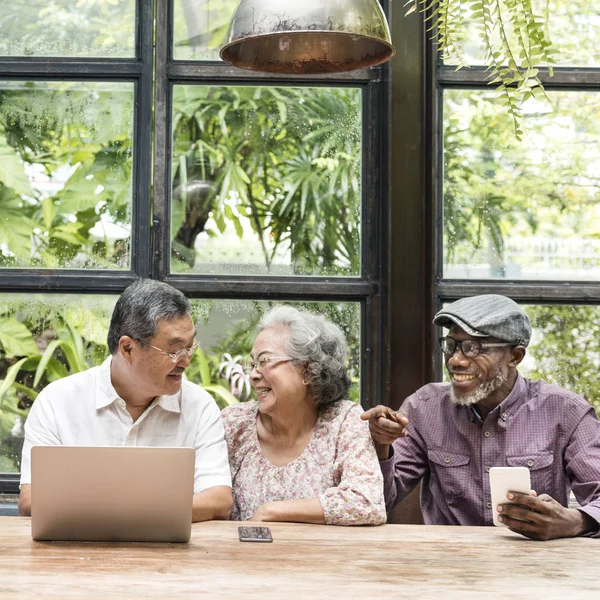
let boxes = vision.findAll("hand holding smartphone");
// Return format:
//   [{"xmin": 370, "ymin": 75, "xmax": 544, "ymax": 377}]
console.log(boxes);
[
  {"xmin": 238, "ymin": 526, "xmax": 273, "ymax": 542},
  {"xmin": 489, "ymin": 467, "xmax": 532, "ymax": 527}
]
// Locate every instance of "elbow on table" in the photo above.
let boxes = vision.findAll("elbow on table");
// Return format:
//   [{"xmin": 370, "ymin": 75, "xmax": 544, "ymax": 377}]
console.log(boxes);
[
  {"xmin": 18, "ymin": 485, "xmax": 32, "ymax": 517},
  {"xmin": 214, "ymin": 492, "xmax": 234, "ymax": 521}
]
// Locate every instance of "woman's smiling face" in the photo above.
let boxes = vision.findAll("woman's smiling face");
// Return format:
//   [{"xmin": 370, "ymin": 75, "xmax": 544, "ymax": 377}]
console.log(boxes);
[{"xmin": 249, "ymin": 326, "xmax": 309, "ymax": 415}]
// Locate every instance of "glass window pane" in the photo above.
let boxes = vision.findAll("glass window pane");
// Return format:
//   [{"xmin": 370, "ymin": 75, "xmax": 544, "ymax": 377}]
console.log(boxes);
[
  {"xmin": 443, "ymin": 89, "xmax": 600, "ymax": 281},
  {"xmin": 0, "ymin": 1, "xmax": 136, "ymax": 58},
  {"xmin": 521, "ymin": 305, "xmax": 600, "ymax": 416},
  {"xmin": 0, "ymin": 295, "xmax": 360, "ymax": 474},
  {"xmin": 443, "ymin": 0, "xmax": 600, "ymax": 68},
  {"xmin": 171, "ymin": 85, "xmax": 362, "ymax": 276},
  {"xmin": 0, "ymin": 81, "xmax": 135, "ymax": 270},
  {"xmin": 173, "ymin": 0, "xmax": 238, "ymax": 61},
  {"xmin": 0, "ymin": 294, "xmax": 115, "ymax": 474}
]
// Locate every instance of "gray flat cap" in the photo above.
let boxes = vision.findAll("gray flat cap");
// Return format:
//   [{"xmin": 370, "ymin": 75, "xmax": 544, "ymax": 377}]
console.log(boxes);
[{"xmin": 433, "ymin": 294, "xmax": 531, "ymax": 347}]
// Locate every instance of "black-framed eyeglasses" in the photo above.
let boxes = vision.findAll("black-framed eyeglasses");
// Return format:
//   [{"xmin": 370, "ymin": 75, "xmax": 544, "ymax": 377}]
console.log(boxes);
[
  {"xmin": 141, "ymin": 340, "xmax": 200, "ymax": 363},
  {"xmin": 439, "ymin": 337, "xmax": 513, "ymax": 359}
]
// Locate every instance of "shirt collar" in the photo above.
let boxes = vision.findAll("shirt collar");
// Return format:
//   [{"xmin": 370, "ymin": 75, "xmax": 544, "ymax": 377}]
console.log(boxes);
[
  {"xmin": 95, "ymin": 356, "xmax": 120, "ymax": 409},
  {"xmin": 95, "ymin": 356, "xmax": 182, "ymax": 414}
]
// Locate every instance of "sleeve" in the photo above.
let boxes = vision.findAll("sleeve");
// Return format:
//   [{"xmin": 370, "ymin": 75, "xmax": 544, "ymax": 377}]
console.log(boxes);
[
  {"xmin": 192, "ymin": 396, "xmax": 232, "ymax": 494},
  {"xmin": 20, "ymin": 388, "xmax": 62, "ymax": 486},
  {"xmin": 318, "ymin": 404, "xmax": 387, "ymax": 526},
  {"xmin": 380, "ymin": 392, "xmax": 429, "ymax": 512},
  {"xmin": 563, "ymin": 400, "xmax": 600, "ymax": 538}
]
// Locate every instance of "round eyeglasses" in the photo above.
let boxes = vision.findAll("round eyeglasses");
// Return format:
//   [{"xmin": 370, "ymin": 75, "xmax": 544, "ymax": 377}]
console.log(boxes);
[
  {"xmin": 242, "ymin": 355, "xmax": 292, "ymax": 375},
  {"xmin": 144, "ymin": 340, "xmax": 200, "ymax": 363},
  {"xmin": 439, "ymin": 337, "xmax": 513, "ymax": 359}
]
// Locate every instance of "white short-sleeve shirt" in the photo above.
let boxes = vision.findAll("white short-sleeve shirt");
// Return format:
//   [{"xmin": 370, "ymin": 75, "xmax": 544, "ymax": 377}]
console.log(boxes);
[{"xmin": 20, "ymin": 358, "xmax": 232, "ymax": 494}]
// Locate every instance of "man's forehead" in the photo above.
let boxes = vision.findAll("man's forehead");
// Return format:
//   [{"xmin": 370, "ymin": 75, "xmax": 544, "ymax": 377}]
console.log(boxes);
[{"xmin": 153, "ymin": 315, "xmax": 196, "ymax": 338}]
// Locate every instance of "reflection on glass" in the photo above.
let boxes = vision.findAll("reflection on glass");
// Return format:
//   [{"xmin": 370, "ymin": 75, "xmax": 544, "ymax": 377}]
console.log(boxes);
[
  {"xmin": 0, "ymin": 295, "xmax": 360, "ymax": 473},
  {"xmin": 0, "ymin": 81, "xmax": 135, "ymax": 269},
  {"xmin": 0, "ymin": 1, "xmax": 136, "ymax": 58},
  {"xmin": 443, "ymin": 90, "xmax": 600, "ymax": 281},
  {"xmin": 171, "ymin": 85, "xmax": 362, "ymax": 276},
  {"xmin": 438, "ymin": 303, "xmax": 599, "ymax": 416},
  {"xmin": 173, "ymin": 0, "xmax": 239, "ymax": 61},
  {"xmin": 443, "ymin": 0, "xmax": 600, "ymax": 68}
]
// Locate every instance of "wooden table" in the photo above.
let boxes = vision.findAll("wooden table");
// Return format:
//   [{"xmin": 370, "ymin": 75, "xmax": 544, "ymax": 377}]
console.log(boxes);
[{"xmin": 0, "ymin": 517, "xmax": 598, "ymax": 599}]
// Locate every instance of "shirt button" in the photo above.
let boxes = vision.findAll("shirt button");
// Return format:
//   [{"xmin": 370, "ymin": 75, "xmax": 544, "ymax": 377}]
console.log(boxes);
[
  {"xmin": 484, "ymin": 431, "xmax": 491, "ymax": 438},
  {"xmin": 527, "ymin": 460, "xmax": 534, "ymax": 466},
  {"xmin": 487, "ymin": 502, "xmax": 492, "ymax": 509},
  {"xmin": 444, "ymin": 457, "xmax": 451, "ymax": 463},
  {"xmin": 502, "ymin": 412, "xmax": 507, "ymax": 419},
  {"xmin": 485, "ymin": 466, "xmax": 490, "ymax": 473}
]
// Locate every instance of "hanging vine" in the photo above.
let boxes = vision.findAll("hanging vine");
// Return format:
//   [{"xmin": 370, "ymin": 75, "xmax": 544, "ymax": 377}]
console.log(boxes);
[{"xmin": 405, "ymin": 0, "xmax": 556, "ymax": 139}]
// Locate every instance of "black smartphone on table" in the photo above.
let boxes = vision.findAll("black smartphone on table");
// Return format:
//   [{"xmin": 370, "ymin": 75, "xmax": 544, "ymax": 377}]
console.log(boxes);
[{"xmin": 238, "ymin": 526, "xmax": 273, "ymax": 542}]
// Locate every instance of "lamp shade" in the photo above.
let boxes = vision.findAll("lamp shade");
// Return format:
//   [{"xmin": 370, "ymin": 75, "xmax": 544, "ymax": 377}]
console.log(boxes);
[{"xmin": 219, "ymin": 0, "xmax": 395, "ymax": 74}]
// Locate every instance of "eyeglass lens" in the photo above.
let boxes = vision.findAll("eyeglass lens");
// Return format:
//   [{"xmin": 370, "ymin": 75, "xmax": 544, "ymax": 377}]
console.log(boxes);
[{"xmin": 440, "ymin": 338, "xmax": 480, "ymax": 358}]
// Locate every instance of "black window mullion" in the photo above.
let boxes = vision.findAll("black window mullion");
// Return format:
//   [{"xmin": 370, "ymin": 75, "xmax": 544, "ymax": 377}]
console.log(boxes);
[
  {"xmin": 168, "ymin": 62, "xmax": 382, "ymax": 84},
  {"xmin": 131, "ymin": 0, "xmax": 156, "ymax": 279},
  {"xmin": 164, "ymin": 276, "xmax": 375, "ymax": 301},
  {"xmin": 439, "ymin": 65, "xmax": 600, "ymax": 89},
  {"xmin": 151, "ymin": 0, "xmax": 173, "ymax": 280}
]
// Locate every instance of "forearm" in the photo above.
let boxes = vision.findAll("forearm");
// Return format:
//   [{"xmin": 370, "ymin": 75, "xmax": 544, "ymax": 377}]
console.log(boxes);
[
  {"xmin": 253, "ymin": 498, "xmax": 325, "ymax": 524},
  {"xmin": 192, "ymin": 486, "xmax": 233, "ymax": 522},
  {"xmin": 18, "ymin": 485, "xmax": 31, "ymax": 516}
]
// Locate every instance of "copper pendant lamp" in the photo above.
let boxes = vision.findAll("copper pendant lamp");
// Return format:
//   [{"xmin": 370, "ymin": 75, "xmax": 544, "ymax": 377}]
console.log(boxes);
[{"xmin": 219, "ymin": 0, "xmax": 395, "ymax": 74}]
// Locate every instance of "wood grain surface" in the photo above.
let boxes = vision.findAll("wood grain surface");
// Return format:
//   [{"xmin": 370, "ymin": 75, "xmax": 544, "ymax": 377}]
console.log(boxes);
[{"xmin": 0, "ymin": 517, "xmax": 598, "ymax": 599}]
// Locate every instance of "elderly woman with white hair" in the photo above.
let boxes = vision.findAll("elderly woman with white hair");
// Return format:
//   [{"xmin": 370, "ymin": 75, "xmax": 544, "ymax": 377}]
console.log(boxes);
[{"xmin": 221, "ymin": 305, "xmax": 386, "ymax": 525}]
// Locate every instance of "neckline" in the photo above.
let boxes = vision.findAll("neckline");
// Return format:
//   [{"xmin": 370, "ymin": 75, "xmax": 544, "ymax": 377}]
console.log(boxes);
[{"xmin": 251, "ymin": 403, "xmax": 322, "ymax": 469}]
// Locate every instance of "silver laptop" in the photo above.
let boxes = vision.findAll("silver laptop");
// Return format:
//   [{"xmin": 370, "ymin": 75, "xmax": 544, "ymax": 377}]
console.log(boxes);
[{"xmin": 31, "ymin": 446, "xmax": 194, "ymax": 542}]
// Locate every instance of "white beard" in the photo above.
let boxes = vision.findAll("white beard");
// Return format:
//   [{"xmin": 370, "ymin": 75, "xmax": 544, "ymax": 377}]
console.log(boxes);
[{"xmin": 450, "ymin": 369, "xmax": 508, "ymax": 406}]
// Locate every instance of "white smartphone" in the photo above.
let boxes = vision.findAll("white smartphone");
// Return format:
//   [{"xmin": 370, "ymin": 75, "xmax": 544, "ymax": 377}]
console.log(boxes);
[{"xmin": 489, "ymin": 466, "xmax": 532, "ymax": 527}]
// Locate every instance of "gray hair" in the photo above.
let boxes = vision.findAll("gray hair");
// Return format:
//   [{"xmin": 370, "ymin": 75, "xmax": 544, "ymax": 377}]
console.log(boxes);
[
  {"xmin": 107, "ymin": 279, "xmax": 191, "ymax": 354},
  {"xmin": 258, "ymin": 305, "xmax": 351, "ymax": 406}
]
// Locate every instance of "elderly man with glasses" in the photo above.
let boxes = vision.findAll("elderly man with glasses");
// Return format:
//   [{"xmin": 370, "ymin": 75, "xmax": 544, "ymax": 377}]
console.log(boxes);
[
  {"xmin": 362, "ymin": 294, "xmax": 600, "ymax": 540},
  {"xmin": 18, "ymin": 279, "xmax": 232, "ymax": 521}
]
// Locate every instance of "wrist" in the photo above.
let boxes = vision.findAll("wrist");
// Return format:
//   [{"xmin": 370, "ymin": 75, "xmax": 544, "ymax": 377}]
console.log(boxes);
[
  {"xmin": 257, "ymin": 502, "xmax": 279, "ymax": 522},
  {"xmin": 376, "ymin": 443, "xmax": 391, "ymax": 460}
]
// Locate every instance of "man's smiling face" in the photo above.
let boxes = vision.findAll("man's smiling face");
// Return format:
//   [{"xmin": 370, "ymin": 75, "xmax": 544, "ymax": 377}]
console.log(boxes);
[{"xmin": 444, "ymin": 325, "xmax": 514, "ymax": 407}]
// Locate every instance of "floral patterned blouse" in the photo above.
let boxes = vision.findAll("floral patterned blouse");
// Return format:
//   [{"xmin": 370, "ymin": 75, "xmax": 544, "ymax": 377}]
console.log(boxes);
[{"xmin": 221, "ymin": 400, "xmax": 386, "ymax": 525}]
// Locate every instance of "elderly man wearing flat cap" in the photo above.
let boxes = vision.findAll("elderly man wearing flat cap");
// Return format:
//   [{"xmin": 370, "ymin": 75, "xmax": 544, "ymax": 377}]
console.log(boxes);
[{"xmin": 362, "ymin": 294, "xmax": 600, "ymax": 540}]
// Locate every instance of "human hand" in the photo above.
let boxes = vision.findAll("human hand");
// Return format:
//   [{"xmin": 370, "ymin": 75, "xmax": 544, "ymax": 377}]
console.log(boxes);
[
  {"xmin": 497, "ymin": 491, "xmax": 597, "ymax": 540},
  {"xmin": 360, "ymin": 405, "xmax": 408, "ymax": 459},
  {"xmin": 251, "ymin": 503, "xmax": 276, "ymax": 522}
]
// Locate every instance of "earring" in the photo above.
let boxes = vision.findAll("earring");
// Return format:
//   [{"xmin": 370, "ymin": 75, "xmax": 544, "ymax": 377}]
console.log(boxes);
[{"xmin": 302, "ymin": 378, "xmax": 310, "ymax": 386}]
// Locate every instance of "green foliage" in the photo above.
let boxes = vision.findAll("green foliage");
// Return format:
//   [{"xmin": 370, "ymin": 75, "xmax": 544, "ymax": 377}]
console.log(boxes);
[
  {"xmin": 185, "ymin": 345, "xmax": 240, "ymax": 409},
  {"xmin": 525, "ymin": 306, "xmax": 600, "ymax": 415},
  {"xmin": 171, "ymin": 86, "xmax": 361, "ymax": 276},
  {"xmin": 0, "ymin": 0, "xmax": 136, "ymax": 58},
  {"xmin": 406, "ymin": 0, "xmax": 556, "ymax": 138},
  {"xmin": 443, "ymin": 90, "xmax": 600, "ymax": 268},
  {"xmin": 0, "ymin": 82, "xmax": 134, "ymax": 269}
]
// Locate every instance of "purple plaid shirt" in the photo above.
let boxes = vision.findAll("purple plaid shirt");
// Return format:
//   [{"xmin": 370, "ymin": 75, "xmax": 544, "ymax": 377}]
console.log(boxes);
[{"xmin": 381, "ymin": 374, "xmax": 600, "ymax": 536}]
